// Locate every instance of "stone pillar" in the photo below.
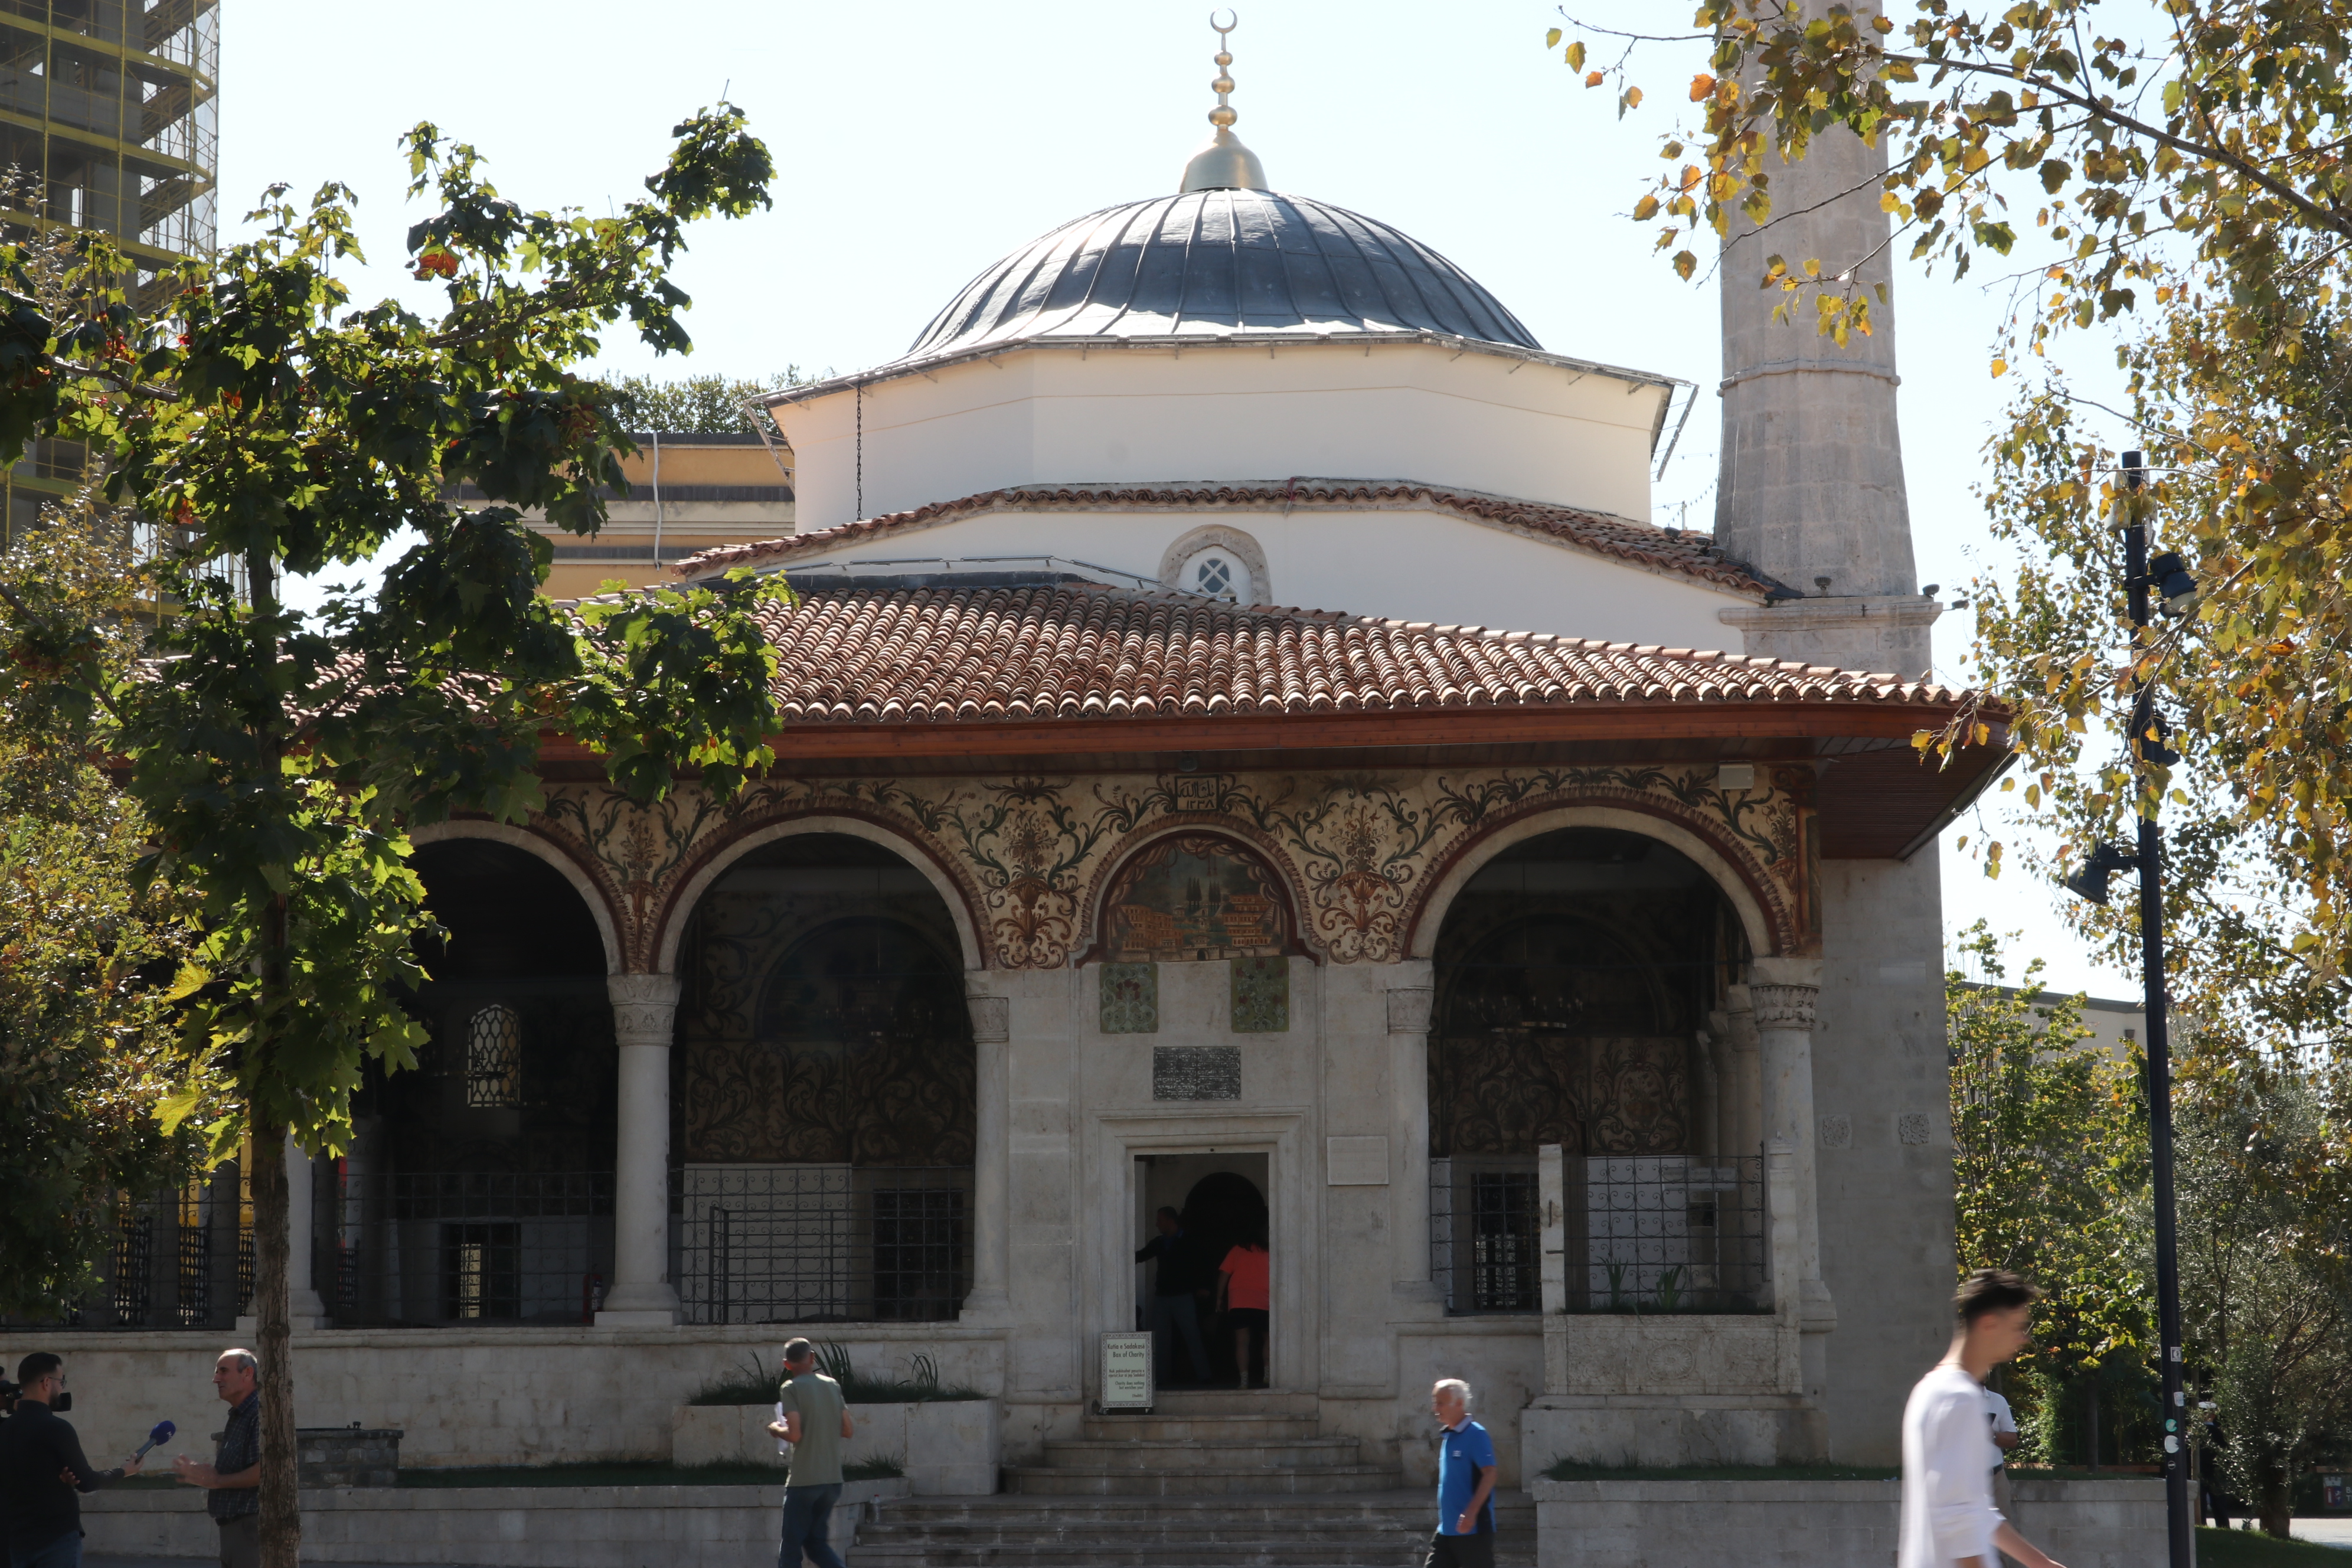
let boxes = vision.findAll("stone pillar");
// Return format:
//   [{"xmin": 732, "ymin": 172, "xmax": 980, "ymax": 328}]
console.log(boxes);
[
  {"xmin": 962, "ymin": 978, "xmax": 1012, "ymax": 1321},
  {"xmin": 1386, "ymin": 963, "xmax": 1437, "ymax": 1301},
  {"xmin": 1750, "ymin": 958, "xmax": 1835, "ymax": 1339},
  {"xmin": 284, "ymin": 1136, "xmax": 328, "ymax": 1329},
  {"xmin": 1716, "ymin": 991, "xmax": 1765, "ymax": 1164},
  {"xmin": 599, "ymin": 972, "xmax": 681, "ymax": 1327}
]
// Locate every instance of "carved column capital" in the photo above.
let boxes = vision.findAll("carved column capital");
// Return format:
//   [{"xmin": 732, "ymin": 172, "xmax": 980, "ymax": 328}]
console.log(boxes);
[
  {"xmin": 1749, "ymin": 983, "xmax": 1819, "ymax": 1033},
  {"xmin": 966, "ymin": 994, "xmax": 1011, "ymax": 1044},
  {"xmin": 606, "ymin": 972, "xmax": 681, "ymax": 1046}
]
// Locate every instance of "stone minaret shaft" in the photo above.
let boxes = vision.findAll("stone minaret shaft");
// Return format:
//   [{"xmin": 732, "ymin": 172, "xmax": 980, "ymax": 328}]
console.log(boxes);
[{"xmin": 1714, "ymin": 11, "xmax": 1936, "ymax": 680}]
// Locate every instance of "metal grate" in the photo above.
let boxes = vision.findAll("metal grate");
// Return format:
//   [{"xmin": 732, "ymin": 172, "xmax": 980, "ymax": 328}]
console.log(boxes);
[
  {"xmin": 4, "ymin": 1182, "xmax": 240, "ymax": 1332},
  {"xmin": 1432, "ymin": 1152, "xmax": 1768, "ymax": 1314},
  {"xmin": 321, "ymin": 1170, "xmax": 615, "ymax": 1328},
  {"xmin": 674, "ymin": 1165, "xmax": 972, "ymax": 1327}
]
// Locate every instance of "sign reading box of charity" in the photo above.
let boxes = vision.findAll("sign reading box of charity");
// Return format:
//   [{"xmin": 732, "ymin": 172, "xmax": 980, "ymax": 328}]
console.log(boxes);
[{"xmin": 1100, "ymin": 1331, "xmax": 1154, "ymax": 1411}]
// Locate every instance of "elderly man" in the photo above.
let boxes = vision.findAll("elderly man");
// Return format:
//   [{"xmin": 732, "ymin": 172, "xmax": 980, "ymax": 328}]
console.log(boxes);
[
  {"xmin": 1427, "ymin": 1377, "xmax": 1497, "ymax": 1568},
  {"xmin": 171, "ymin": 1350, "xmax": 261, "ymax": 1568},
  {"xmin": 0, "ymin": 1353, "xmax": 143, "ymax": 1568}
]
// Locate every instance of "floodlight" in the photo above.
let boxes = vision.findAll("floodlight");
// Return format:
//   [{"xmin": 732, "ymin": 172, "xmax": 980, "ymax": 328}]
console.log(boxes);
[{"xmin": 2063, "ymin": 841, "xmax": 2141, "ymax": 906}]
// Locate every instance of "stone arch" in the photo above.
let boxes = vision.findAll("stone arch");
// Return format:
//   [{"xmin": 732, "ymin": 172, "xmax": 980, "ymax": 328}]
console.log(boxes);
[
  {"xmin": 653, "ymin": 811, "xmax": 986, "ymax": 974},
  {"xmin": 1405, "ymin": 801, "xmax": 1788, "ymax": 962},
  {"xmin": 409, "ymin": 819, "xmax": 624, "ymax": 974},
  {"xmin": 1158, "ymin": 522, "xmax": 1272, "ymax": 606},
  {"xmin": 1075, "ymin": 818, "xmax": 1315, "ymax": 966}
]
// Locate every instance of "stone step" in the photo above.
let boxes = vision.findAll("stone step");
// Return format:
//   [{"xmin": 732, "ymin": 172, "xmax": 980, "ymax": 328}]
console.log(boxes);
[
  {"xmin": 874, "ymin": 1492, "xmax": 1534, "ymax": 1526},
  {"xmin": 1083, "ymin": 1412, "xmax": 1323, "ymax": 1442},
  {"xmin": 1042, "ymin": 1436, "xmax": 1367, "ymax": 1471},
  {"xmin": 1140, "ymin": 1388, "xmax": 1320, "ymax": 1419},
  {"xmin": 852, "ymin": 1495, "xmax": 1538, "ymax": 1568},
  {"xmin": 1004, "ymin": 1462, "xmax": 1406, "ymax": 1497},
  {"xmin": 849, "ymin": 1539, "xmax": 1531, "ymax": 1568}
]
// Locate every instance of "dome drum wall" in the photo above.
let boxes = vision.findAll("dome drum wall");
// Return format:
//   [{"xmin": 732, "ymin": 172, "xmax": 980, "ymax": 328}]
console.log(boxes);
[{"xmin": 776, "ymin": 338, "xmax": 1671, "ymax": 535}]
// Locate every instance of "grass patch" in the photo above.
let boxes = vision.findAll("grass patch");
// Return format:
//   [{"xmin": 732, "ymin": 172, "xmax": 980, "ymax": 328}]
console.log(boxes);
[
  {"xmin": 2195, "ymin": 1526, "xmax": 2352, "ymax": 1565},
  {"xmin": 688, "ymin": 1345, "xmax": 985, "ymax": 1406},
  {"xmin": 1543, "ymin": 1460, "xmax": 1900, "ymax": 1482}
]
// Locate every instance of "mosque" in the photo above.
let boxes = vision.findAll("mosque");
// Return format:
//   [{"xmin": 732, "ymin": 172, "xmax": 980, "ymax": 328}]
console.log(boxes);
[{"xmin": 55, "ymin": 17, "xmax": 2010, "ymax": 1550}]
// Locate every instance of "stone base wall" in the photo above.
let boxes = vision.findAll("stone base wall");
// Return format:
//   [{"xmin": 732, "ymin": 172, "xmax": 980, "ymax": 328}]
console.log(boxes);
[
  {"xmin": 83, "ymin": 1480, "xmax": 907, "ymax": 1567},
  {"xmin": 1523, "ymin": 1396, "xmax": 1822, "ymax": 1470},
  {"xmin": 670, "ymin": 1399, "xmax": 1002, "ymax": 1494},
  {"xmin": 1532, "ymin": 1476, "xmax": 2165, "ymax": 1568},
  {"xmin": 31, "ymin": 1325, "xmax": 1005, "ymax": 1471}
]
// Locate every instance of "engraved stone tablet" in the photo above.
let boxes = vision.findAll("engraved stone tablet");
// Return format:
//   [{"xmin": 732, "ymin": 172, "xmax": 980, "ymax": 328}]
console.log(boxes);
[
  {"xmin": 1153, "ymin": 1045, "xmax": 1240, "ymax": 1101},
  {"xmin": 1325, "ymin": 1135, "xmax": 1389, "ymax": 1185}
]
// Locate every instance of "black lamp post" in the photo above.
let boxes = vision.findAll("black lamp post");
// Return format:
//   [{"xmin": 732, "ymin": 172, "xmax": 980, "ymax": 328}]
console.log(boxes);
[{"xmin": 2063, "ymin": 450, "xmax": 2193, "ymax": 1567}]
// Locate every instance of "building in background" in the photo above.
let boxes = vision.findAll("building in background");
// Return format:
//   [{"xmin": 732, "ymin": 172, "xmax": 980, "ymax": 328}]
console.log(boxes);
[
  {"xmin": 506, "ymin": 430, "xmax": 796, "ymax": 600},
  {"xmin": 0, "ymin": 0, "xmax": 218, "ymax": 547}
]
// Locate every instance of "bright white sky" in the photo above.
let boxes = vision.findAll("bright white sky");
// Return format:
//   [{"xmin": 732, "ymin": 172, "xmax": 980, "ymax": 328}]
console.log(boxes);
[{"xmin": 215, "ymin": 0, "xmax": 2144, "ymax": 999}]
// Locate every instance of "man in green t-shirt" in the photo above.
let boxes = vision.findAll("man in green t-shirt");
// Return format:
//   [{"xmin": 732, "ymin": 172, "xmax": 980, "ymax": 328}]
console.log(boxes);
[{"xmin": 766, "ymin": 1338, "xmax": 853, "ymax": 1568}]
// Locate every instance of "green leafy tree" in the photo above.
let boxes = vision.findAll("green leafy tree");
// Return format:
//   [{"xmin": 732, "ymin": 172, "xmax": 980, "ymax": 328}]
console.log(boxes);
[
  {"xmin": 0, "ymin": 107, "xmax": 781, "ymax": 1567},
  {"xmin": 0, "ymin": 489, "xmax": 208, "ymax": 1319},
  {"xmin": 1549, "ymin": 0, "xmax": 2352, "ymax": 1054},
  {"xmin": 2176, "ymin": 1060, "xmax": 2352, "ymax": 1536},
  {"xmin": 1948, "ymin": 923, "xmax": 2152, "ymax": 1458},
  {"xmin": 606, "ymin": 368, "xmax": 806, "ymax": 434}
]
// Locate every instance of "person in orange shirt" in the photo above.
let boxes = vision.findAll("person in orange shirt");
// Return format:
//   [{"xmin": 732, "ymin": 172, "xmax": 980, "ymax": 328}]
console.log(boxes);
[{"xmin": 1216, "ymin": 1219, "xmax": 1272, "ymax": 1390}]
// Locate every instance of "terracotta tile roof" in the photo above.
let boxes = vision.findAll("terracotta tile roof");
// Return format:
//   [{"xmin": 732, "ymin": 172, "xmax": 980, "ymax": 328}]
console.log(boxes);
[
  {"xmin": 742, "ymin": 580, "xmax": 1952, "ymax": 725},
  {"xmin": 672, "ymin": 483, "xmax": 1775, "ymax": 597}
]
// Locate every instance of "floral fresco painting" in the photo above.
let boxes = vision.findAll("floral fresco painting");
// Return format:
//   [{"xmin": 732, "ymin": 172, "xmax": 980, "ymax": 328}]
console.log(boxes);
[{"xmin": 1105, "ymin": 834, "xmax": 1289, "ymax": 961}]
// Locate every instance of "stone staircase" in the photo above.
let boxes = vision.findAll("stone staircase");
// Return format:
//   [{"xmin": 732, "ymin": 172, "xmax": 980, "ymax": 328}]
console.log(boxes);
[{"xmin": 851, "ymin": 1389, "xmax": 1535, "ymax": 1567}]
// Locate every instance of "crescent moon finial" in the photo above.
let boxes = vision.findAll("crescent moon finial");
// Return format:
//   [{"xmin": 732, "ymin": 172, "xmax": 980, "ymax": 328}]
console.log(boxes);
[
  {"xmin": 1178, "ymin": 8, "xmax": 1268, "ymax": 192},
  {"xmin": 1210, "ymin": 8, "xmax": 1238, "ymax": 33}
]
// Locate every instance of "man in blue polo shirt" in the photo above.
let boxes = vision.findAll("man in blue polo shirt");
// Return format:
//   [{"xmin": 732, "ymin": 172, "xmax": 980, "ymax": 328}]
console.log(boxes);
[{"xmin": 1427, "ymin": 1377, "xmax": 1498, "ymax": 1567}]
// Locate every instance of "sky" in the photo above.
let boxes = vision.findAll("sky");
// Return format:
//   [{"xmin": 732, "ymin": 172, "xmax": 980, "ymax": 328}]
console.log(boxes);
[{"xmin": 214, "ymin": 0, "xmax": 2145, "ymax": 999}]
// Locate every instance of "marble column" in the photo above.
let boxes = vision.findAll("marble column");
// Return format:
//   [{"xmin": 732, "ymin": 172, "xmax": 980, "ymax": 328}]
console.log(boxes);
[
  {"xmin": 284, "ymin": 1136, "xmax": 328, "ymax": 1329},
  {"xmin": 961, "ymin": 978, "xmax": 1011, "ymax": 1321},
  {"xmin": 1386, "ymin": 963, "xmax": 1438, "ymax": 1301},
  {"xmin": 598, "ymin": 972, "xmax": 681, "ymax": 1327},
  {"xmin": 1750, "ymin": 957, "xmax": 1835, "ymax": 1336}
]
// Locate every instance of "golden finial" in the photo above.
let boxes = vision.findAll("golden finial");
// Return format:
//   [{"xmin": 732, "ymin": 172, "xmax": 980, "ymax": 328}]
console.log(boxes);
[{"xmin": 1180, "ymin": 10, "xmax": 1269, "ymax": 194}]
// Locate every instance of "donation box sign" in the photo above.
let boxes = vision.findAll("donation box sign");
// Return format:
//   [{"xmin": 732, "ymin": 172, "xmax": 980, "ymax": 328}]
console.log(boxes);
[{"xmin": 1100, "ymin": 1331, "xmax": 1154, "ymax": 1411}]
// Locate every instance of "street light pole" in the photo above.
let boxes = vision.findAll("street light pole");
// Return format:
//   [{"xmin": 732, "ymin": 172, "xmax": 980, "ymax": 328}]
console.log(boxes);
[{"xmin": 2121, "ymin": 450, "xmax": 2193, "ymax": 1567}]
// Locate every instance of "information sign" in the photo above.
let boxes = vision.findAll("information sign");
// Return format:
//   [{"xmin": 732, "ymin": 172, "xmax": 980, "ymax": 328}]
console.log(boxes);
[{"xmin": 1100, "ymin": 1331, "xmax": 1154, "ymax": 1412}]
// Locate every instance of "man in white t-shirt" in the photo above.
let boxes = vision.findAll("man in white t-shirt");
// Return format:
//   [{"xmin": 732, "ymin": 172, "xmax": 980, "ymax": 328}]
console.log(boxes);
[
  {"xmin": 1899, "ymin": 1270, "xmax": 2066, "ymax": 1568},
  {"xmin": 1985, "ymin": 1386, "xmax": 2020, "ymax": 1520}
]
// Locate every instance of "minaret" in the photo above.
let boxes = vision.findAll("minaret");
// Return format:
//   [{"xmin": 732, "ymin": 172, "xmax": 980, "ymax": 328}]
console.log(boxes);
[{"xmin": 1712, "ymin": 3, "xmax": 1936, "ymax": 680}]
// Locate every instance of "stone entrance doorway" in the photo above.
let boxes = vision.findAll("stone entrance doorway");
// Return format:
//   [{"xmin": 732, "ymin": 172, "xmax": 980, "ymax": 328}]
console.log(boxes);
[{"xmin": 1135, "ymin": 1152, "xmax": 1268, "ymax": 1389}]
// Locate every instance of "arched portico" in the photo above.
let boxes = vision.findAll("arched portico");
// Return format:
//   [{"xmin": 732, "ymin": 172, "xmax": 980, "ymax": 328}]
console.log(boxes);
[{"xmin": 410, "ymin": 819, "xmax": 625, "ymax": 974}]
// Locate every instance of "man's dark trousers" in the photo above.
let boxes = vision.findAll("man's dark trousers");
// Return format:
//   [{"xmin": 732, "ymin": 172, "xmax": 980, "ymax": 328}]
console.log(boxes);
[
  {"xmin": 779, "ymin": 1481, "xmax": 845, "ymax": 1568},
  {"xmin": 10, "ymin": 1535, "xmax": 83, "ymax": 1568},
  {"xmin": 1151, "ymin": 1291, "xmax": 1211, "ymax": 1383},
  {"xmin": 1424, "ymin": 1527, "xmax": 1495, "ymax": 1568}
]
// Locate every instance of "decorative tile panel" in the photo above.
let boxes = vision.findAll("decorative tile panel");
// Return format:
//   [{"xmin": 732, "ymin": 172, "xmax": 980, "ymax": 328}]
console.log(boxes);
[
  {"xmin": 1100, "ymin": 963, "xmax": 1159, "ymax": 1035},
  {"xmin": 1229, "ymin": 956, "xmax": 1289, "ymax": 1033}
]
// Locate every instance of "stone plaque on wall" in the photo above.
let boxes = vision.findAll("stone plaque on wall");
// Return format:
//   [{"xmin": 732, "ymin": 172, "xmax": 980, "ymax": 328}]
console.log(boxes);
[
  {"xmin": 1230, "ymin": 956, "xmax": 1289, "ymax": 1033},
  {"xmin": 1101, "ymin": 963, "xmax": 1158, "ymax": 1034},
  {"xmin": 1154, "ymin": 1046, "xmax": 1241, "ymax": 1101},
  {"xmin": 1325, "ymin": 1135, "xmax": 1389, "ymax": 1185}
]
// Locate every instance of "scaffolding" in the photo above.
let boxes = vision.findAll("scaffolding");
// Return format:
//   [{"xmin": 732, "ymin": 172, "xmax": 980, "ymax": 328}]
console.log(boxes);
[{"xmin": 0, "ymin": 0, "xmax": 217, "ymax": 553}]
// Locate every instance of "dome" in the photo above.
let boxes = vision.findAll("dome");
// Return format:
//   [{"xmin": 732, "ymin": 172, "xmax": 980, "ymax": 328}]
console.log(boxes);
[{"xmin": 896, "ymin": 188, "xmax": 1543, "ymax": 364}]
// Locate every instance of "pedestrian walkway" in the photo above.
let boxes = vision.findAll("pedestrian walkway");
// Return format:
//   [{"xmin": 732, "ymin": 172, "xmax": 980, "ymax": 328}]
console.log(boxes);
[
  {"xmin": 89, "ymin": 1559, "xmax": 501, "ymax": 1568},
  {"xmin": 2292, "ymin": 1518, "xmax": 2352, "ymax": 1550}
]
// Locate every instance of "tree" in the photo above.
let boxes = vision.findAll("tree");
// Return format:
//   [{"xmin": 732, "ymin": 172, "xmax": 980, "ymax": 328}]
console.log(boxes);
[
  {"xmin": 2175, "ymin": 1060, "xmax": 2352, "ymax": 1536},
  {"xmin": 1948, "ymin": 924, "xmax": 2152, "ymax": 1458},
  {"xmin": 0, "ymin": 108, "xmax": 783, "ymax": 1567},
  {"xmin": 0, "ymin": 489, "xmax": 207, "ymax": 1319},
  {"xmin": 1549, "ymin": 0, "xmax": 2352, "ymax": 1056},
  {"xmin": 606, "ymin": 368, "xmax": 806, "ymax": 435}
]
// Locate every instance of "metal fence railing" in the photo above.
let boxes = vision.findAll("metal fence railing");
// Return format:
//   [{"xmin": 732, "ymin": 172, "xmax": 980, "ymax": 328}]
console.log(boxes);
[
  {"xmin": 319, "ymin": 1170, "xmax": 615, "ymax": 1328},
  {"xmin": 673, "ymin": 1165, "xmax": 973, "ymax": 1327},
  {"xmin": 1, "ymin": 1186, "xmax": 247, "ymax": 1333},
  {"xmin": 1433, "ymin": 1152, "xmax": 1769, "ymax": 1315}
]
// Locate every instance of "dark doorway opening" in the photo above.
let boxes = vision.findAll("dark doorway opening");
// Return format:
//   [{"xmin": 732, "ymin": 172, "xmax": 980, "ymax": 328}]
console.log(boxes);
[{"xmin": 1135, "ymin": 1154, "xmax": 1270, "ymax": 1389}]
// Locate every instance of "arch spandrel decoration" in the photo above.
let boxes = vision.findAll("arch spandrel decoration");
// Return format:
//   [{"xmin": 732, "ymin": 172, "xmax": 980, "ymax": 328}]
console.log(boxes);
[
  {"xmin": 1083, "ymin": 829, "xmax": 1302, "ymax": 965},
  {"xmin": 524, "ymin": 762, "xmax": 1814, "ymax": 973}
]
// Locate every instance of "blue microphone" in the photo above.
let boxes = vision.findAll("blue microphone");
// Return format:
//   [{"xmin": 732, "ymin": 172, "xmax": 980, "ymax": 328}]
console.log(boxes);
[{"xmin": 133, "ymin": 1420, "xmax": 176, "ymax": 1461}]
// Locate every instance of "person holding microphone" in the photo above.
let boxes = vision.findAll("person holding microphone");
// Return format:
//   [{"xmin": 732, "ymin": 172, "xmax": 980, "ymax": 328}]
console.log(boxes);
[{"xmin": 0, "ymin": 1353, "xmax": 144, "ymax": 1568}]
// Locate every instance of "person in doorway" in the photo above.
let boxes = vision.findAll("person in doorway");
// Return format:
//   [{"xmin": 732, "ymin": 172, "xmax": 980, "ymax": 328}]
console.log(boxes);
[
  {"xmin": 1216, "ymin": 1218, "xmax": 1271, "ymax": 1390},
  {"xmin": 766, "ymin": 1337, "xmax": 854, "ymax": 1568},
  {"xmin": 1427, "ymin": 1377, "xmax": 1497, "ymax": 1568},
  {"xmin": 1985, "ymin": 1383, "xmax": 2020, "ymax": 1521},
  {"xmin": 1135, "ymin": 1207, "xmax": 1213, "ymax": 1386},
  {"xmin": 170, "ymin": 1349, "xmax": 260, "ymax": 1568},
  {"xmin": 0, "ymin": 1353, "xmax": 143, "ymax": 1568},
  {"xmin": 1899, "ymin": 1271, "xmax": 2066, "ymax": 1568}
]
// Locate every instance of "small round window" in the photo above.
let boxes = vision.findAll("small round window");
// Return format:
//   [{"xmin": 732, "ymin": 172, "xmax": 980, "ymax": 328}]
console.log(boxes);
[{"xmin": 1187, "ymin": 551, "xmax": 1248, "ymax": 603}]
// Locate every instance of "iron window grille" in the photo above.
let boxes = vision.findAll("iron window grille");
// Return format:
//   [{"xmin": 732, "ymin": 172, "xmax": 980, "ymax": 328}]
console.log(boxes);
[
  {"xmin": 674, "ymin": 1165, "xmax": 973, "ymax": 1326},
  {"xmin": 462, "ymin": 1004, "xmax": 523, "ymax": 1110}
]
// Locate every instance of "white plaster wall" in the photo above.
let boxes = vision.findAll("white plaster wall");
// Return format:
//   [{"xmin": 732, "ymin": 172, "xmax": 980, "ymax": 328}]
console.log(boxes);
[
  {"xmin": 778, "ymin": 341, "xmax": 1667, "ymax": 531},
  {"xmin": 1811, "ymin": 853, "xmax": 1957, "ymax": 1464},
  {"xmin": 783, "ymin": 503, "xmax": 1747, "ymax": 651}
]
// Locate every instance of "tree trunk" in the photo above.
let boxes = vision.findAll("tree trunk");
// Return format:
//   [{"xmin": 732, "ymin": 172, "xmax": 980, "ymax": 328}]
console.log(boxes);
[
  {"xmin": 2260, "ymin": 1466, "xmax": 2292, "ymax": 1538},
  {"xmin": 251, "ymin": 1119, "xmax": 302, "ymax": 1568}
]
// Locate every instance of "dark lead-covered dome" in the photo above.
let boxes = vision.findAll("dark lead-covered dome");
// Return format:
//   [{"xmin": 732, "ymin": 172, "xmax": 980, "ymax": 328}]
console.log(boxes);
[{"xmin": 897, "ymin": 188, "xmax": 1542, "ymax": 363}]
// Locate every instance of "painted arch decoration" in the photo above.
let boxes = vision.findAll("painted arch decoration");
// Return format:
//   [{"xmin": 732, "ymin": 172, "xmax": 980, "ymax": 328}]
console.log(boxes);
[{"xmin": 517, "ymin": 762, "xmax": 1815, "ymax": 974}]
